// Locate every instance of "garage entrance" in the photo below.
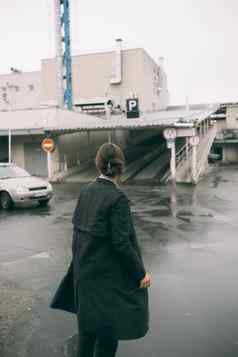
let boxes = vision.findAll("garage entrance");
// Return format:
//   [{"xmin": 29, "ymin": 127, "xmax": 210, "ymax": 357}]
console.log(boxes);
[
  {"xmin": 0, "ymin": 137, "xmax": 9, "ymax": 162},
  {"xmin": 24, "ymin": 143, "xmax": 47, "ymax": 176}
]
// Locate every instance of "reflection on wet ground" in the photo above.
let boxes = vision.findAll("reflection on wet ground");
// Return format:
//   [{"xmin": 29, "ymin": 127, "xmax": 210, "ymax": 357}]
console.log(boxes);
[{"xmin": 1, "ymin": 165, "xmax": 238, "ymax": 357}]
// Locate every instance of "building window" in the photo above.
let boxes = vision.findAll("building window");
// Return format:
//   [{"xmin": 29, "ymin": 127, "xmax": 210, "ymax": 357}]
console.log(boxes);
[
  {"xmin": 28, "ymin": 84, "xmax": 34, "ymax": 91},
  {"xmin": 15, "ymin": 85, "xmax": 20, "ymax": 92},
  {"xmin": 2, "ymin": 92, "xmax": 8, "ymax": 102},
  {"xmin": 1, "ymin": 86, "xmax": 6, "ymax": 92}
]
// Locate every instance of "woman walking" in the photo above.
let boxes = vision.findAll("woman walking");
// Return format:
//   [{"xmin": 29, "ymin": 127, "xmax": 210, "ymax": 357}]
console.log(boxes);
[{"xmin": 72, "ymin": 143, "xmax": 151, "ymax": 357}]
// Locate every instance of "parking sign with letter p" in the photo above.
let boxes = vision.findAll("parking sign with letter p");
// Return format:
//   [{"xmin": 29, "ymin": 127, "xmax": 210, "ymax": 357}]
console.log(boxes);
[{"xmin": 126, "ymin": 98, "xmax": 140, "ymax": 118}]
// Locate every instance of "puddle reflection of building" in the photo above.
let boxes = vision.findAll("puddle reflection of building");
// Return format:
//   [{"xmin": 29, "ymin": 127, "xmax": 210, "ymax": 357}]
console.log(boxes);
[
  {"xmin": 168, "ymin": 183, "xmax": 198, "ymax": 218},
  {"xmin": 169, "ymin": 183, "xmax": 177, "ymax": 218},
  {"xmin": 191, "ymin": 186, "xmax": 198, "ymax": 208}
]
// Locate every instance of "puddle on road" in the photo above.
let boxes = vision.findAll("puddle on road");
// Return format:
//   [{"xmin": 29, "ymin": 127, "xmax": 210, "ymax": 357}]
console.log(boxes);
[
  {"xmin": 2, "ymin": 167, "xmax": 238, "ymax": 357},
  {"xmin": 0, "ymin": 205, "xmax": 52, "ymax": 219},
  {"xmin": 53, "ymin": 212, "xmax": 74, "ymax": 225}
]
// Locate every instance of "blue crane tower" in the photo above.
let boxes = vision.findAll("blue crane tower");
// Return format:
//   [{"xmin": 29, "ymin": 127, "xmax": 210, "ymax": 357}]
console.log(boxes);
[{"xmin": 54, "ymin": 0, "xmax": 73, "ymax": 110}]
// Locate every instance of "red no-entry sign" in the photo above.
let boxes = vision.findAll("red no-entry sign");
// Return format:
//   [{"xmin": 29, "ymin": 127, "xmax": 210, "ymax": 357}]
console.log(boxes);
[{"xmin": 41, "ymin": 138, "xmax": 55, "ymax": 153}]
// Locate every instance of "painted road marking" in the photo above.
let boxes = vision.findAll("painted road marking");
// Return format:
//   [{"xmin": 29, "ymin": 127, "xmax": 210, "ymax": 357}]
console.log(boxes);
[{"xmin": 2, "ymin": 251, "xmax": 51, "ymax": 266}]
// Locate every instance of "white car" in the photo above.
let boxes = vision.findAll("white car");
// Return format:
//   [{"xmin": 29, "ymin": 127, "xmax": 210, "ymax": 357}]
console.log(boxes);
[{"xmin": 0, "ymin": 163, "xmax": 53, "ymax": 209}]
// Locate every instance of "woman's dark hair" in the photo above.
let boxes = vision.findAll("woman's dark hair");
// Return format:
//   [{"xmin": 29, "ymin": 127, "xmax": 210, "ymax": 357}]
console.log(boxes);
[{"xmin": 95, "ymin": 143, "xmax": 125, "ymax": 178}]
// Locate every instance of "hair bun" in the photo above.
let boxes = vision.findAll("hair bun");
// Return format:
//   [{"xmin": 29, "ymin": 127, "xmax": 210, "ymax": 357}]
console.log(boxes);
[{"xmin": 95, "ymin": 143, "xmax": 125, "ymax": 178}]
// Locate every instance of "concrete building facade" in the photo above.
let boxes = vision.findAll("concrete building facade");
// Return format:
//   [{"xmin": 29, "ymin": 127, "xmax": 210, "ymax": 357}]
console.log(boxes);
[
  {"xmin": 213, "ymin": 104, "xmax": 238, "ymax": 163},
  {"xmin": 0, "ymin": 71, "xmax": 41, "ymax": 110},
  {"xmin": 0, "ymin": 46, "xmax": 169, "ymax": 112},
  {"xmin": 0, "ymin": 44, "xmax": 170, "ymax": 178}
]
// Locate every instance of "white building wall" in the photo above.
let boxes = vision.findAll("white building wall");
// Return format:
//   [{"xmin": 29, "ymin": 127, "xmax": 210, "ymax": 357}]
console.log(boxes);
[
  {"xmin": 109, "ymin": 49, "xmax": 145, "ymax": 110},
  {"xmin": 226, "ymin": 105, "xmax": 238, "ymax": 129},
  {"xmin": 41, "ymin": 48, "xmax": 169, "ymax": 112},
  {"xmin": 215, "ymin": 105, "xmax": 238, "ymax": 163},
  {"xmin": 223, "ymin": 145, "xmax": 238, "ymax": 162},
  {"xmin": 0, "ymin": 71, "xmax": 42, "ymax": 110},
  {"xmin": 0, "ymin": 48, "xmax": 169, "ymax": 113},
  {"xmin": 141, "ymin": 51, "xmax": 169, "ymax": 111},
  {"xmin": 215, "ymin": 119, "xmax": 226, "ymax": 136}
]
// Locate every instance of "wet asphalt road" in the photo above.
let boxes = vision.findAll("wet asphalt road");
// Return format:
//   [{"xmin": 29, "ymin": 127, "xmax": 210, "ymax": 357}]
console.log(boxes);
[{"xmin": 1, "ymin": 165, "xmax": 238, "ymax": 357}]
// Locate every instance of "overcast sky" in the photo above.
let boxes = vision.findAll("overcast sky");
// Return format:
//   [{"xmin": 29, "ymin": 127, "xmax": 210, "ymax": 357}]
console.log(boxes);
[{"xmin": 1, "ymin": 0, "xmax": 238, "ymax": 104}]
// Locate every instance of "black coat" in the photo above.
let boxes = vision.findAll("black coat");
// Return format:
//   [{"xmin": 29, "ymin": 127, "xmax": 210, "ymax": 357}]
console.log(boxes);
[{"xmin": 72, "ymin": 177, "xmax": 149, "ymax": 340}]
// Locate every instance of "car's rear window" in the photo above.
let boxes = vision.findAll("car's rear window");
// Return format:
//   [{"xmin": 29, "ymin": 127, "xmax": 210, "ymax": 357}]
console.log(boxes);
[{"xmin": 0, "ymin": 166, "xmax": 31, "ymax": 179}]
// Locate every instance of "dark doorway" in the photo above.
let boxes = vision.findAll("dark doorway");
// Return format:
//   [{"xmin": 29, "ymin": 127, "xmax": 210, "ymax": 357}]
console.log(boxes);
[
  {"xmin": 0, "ymin": 137, "xmax": 9, "ymax": 162},
  {"xmin": 213, "ymin": 145, "xmax": 223, "ymax": 161}
]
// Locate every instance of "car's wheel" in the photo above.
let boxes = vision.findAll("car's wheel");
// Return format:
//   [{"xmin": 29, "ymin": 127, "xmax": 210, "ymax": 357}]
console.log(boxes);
[
  {"xmin": 0, "ymin": 191, "xmax": 13, "ymax": 210},
  {"xmin": 38, "ymin": 199, "xmax": 50, "ymax": 207}
]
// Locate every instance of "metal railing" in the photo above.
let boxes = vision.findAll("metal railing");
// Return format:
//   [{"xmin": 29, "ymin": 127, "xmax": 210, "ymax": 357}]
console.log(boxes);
[
  {"xmin": 174, "ymin": 123, "xmax": 217, "ymax": 183},
  {"xmin": 195, "ymin": 124, "xmax": 217, "ymax": 180},
  {"xmin": 175, "ymin": 142, "xmax": 192, "ymax": 167}
]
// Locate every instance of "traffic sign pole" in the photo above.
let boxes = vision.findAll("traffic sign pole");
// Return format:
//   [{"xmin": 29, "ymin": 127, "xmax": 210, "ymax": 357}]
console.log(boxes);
[
  {"xmin": 47, "ymin": 151, "xmax": 52, "ymax": 180},
  {"xmin": 188, "ymin": 135, "xmax": 199, "ymax": 183},
  {"xmin": 163, "ymin": 128, "xmax": 177, "ymax": 183},
  {"xmin": 170, "ymin": 140, "xmax": 176, "ymax": 183},
  {"xmin": 191, "ymin": 145, "xmax": 197, "ymax": 183},
  {"xmin": 41, "ymin": 138, "xmax": 55, "ymax": 180},
  {"xmin": 8, "ymin": 129, "xmax": 11, "ymax": 163}
]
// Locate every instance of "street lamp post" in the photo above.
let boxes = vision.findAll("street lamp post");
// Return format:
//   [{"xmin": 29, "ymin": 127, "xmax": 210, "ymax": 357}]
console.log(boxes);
[
  {"xmin": 8, "ymin": 129, "xmax": 12, "ymax": 163},
  {"xmin": 1, "ymin": 83, "xmax": 15, "ymax": 163},
  {"xmin": 105, "ymin": 102, "xmax": 113, "ymax": 143},
  {"xmin": 6, "ymin": 83, "xmax": 15, "ymax": 164},
  {"xmin": 163, "ymin": 128, "xmax": 177, "ymax": 183}
]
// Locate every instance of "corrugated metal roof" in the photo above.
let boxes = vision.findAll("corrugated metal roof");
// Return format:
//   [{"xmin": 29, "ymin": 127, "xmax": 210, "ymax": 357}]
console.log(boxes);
[{"xmin": 0, "ymin": 106, "xmax": 218, "ymax": 134}]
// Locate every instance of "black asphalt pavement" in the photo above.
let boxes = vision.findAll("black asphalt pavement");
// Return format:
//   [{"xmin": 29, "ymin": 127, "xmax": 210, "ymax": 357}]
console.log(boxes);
[{"xmin": 1, "ymin": 165, "xmax": 238, "ymax": 357}]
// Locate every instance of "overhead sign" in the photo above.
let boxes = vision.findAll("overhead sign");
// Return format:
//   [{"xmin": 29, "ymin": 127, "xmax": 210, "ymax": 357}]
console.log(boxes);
[
  {"xmin": 163, "ymin": 128, "xmax": 177, "ymax": 140},
  {"xmin": 126, "ymin": 98, "xmax": 140, "ymax": 118},
  {"xmin": 189, "ymin": 136, "xmax": 200, "ymax": 146},
  {"xmin": 41, "ymin": 138, "xmax": 55, "ymax": 153}
]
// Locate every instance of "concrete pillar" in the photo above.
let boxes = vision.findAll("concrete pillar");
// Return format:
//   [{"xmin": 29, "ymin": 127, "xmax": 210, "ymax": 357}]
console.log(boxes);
[
  {"xmin": 222, "ymin": 147, "xmax": 226, "ymax": 163},
  {"xmin": 47, "ymin": 152, "xmax": 52, "ymax": 180},
  {"xmin": 199, "ymin": 125, "xmax": 202, "ymax": 138},
  {"xmin": 106, "ymin": 104, "xmax": 112, "ymax": 143},
  {"xmin": 108, "ymin": 132, "xmax": 112, "ymax": 143},
  {"xmin": 76, "ymin": 152, "xmax": 80, "ymax": 165},
  {"xmin": 170, "ymin": 140, "xmax": 176, "ymax": 183},
  {"xmin": 87, "ymin": 131, "xmax": 91, "ymax": 160},
  {"xmin": 64, "ymin": 154, "xmax": 68, "ymax": 171},
  {"xmin": 8, "ymin": 129, "xmax": 12, "ymax": 163},
  {"xmin": 185, "ymin": 137, "xmax": 189, "ymax": 158},
  {"xmin": 170, "ymin": 183, "xmax": 177, "ymax": 218},
  {"xmin": 191, "ymin": 145, "xmax": 197, "ymax": 183}
]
